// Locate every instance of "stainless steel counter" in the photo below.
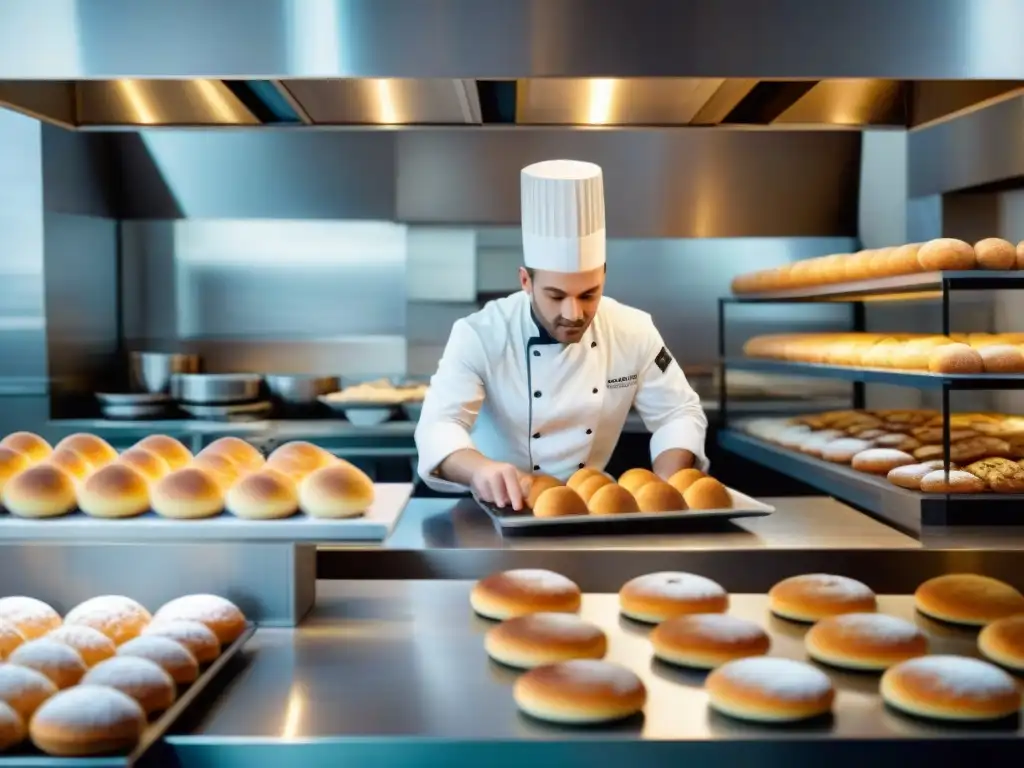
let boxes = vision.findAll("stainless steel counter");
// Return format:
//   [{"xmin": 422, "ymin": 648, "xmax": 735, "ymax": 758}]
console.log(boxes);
[{"xmin": 167, "ymin": 580, "xmax": 1024, "ymax": 768}]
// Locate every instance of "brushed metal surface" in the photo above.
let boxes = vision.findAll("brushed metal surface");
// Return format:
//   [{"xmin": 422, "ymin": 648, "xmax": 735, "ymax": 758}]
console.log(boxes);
[
  {"xmin": 773, "ymin": 79, "xmax": 906, "ymax": 126},
  {"xmin": 77, "ymin": 79, "xmax": 259, "ymax": 126},
  {"xmin": 516, "ymin": 79, "xmax": 726, "ymax": 125},
  {"xmin": 130, "ymin": 352, "xmax": 201, "ymax": 393},
  {"xmin": 167, "ymin": 580, "xmax": 1024, "ymax": 757},
  {"xmin": 283, "ymin": 79, "xmax": 481, "ymax": 124},
  {"xmin": 265, "ymin": 374, "xmax": 340, "ymax": 404},
  {"xmin": 173, "ymin": 373, "xmax": 263, "ymax": 404},
  {"xmin": 2, "ymin": 0, "xmax": 1024, "ymax": 79}
]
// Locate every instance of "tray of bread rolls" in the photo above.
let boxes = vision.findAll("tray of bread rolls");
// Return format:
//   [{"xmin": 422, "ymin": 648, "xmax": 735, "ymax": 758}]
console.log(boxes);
[
  {"xmin": 0, "ymin": 592, "xmax": 253, "ymax": 765},
  {"xmin": 471, "ymin": 567, "xmax": 1024, "ymax": 736},
  {"xmin": 474, "ymin": 467, "xmax": 773, "ymax": 532},
  {"xmin": 0, "ymin": 432, "xmax": 411, "ymax": 543}
]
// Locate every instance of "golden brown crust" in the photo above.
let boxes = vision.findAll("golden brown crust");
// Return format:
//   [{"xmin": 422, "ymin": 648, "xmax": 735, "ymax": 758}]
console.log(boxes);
[
  {"xmin": 804, "ymin": 613, "xmax": 927, "ymax": 670},
  {"xmin": 918, "ymin": 469, "xmax": 986, "ymax": 494},
  {"xmin": 881, "ymin": 656, "xmax": 1021, "ymax": 721},
  {"xmin": 964, "ymin": 457, "xmax": 1024, "ymax": 493},
  {"xmin": 266, "ymin": 441, "xmax": 333, "ymax": 478},
  {"xmin": 513, "ymin": 660, "xmax": 646, "ymax": 724},
  {"xmin": 768, "ymin": 573, "xmax": 876, "ymax": 623},
  {"xmin": 298, "ymin": 462, "xmax": 374, "ymax": 519},
  {"xmin": 667, "ymin": 468, "xmax": 705, "ymax": 495},
  {"xmin": 484, "ymin": 613, "xmax": 607, "ymax": 669},
  {"xmin": 470, "ymin": 569, "xmax": 581, "ymax": 620},
  {"xmin": 532, "ymin": 486, "xmax": 588, "ymax": 518},
  {"xmin": 525, "ymin": 475, "xmax": 562, "ymax": 508},
  {"xmin": 915, "ymin": 574, "xmax": 1024, "ymax": 626},
  {"xmin": 53, "ymin": 434, "xmax": 117, "ymax": 469},
  {"xmin": 978, "ymin": 614, "xmax": 1024, "ymax": 670},
  {"xmin": 586, "ymin": 484, "xmax": 639, "ymax": 515},
  {"xmin": 78, "ymin": 465, "xmax": 150, "ymax": 519},
  {"xmin": 683, "ymin": 477, "xmax": 733, "ymax": 510},
  {"xmin": 617, "ymin": 468, "xmax": 659, "ymax": 494},
  {"xmin": 566, "ymin": 467, "xmax": 601, "ymax": 491},
  {"xmin": 917, "ymin": 238, "xmax": 977, "ymax": 271},
  {"xmin": 227, "ymin": 471, "xmax": 299, "ymax": 520},
  {"xmin": 651, "ymin": 614, "xmax": 770, "ymax": 669},
  {"xmin": 115, "ymin": 448, "xmax": 169, "ymax": 483},
  {"xmin": 150, "ymin": 468, "xmax": 224, "ymax": 520},
  {"xmin": 634, "ymin": 481, "xmax": 684, "ymax": 512},
  {"xmin": 2, "ymin": 465, "xmax": 77, "ymax": 519},
  {"xmin": 974, "ymin": 238, "xmax": 1017, "ymax": 270},
  {"xmin": 619, "ymin": 572, "xmax": 728, "ymax": 623},
  {"xmin": 134, "ymin": 435, "xmax": 192, "ymax": 470},
  {"xmin": 928, "ymin": 343, "xmax": 984, "ymax": 374},
  {"xmin": 0, "ymin": 432, "xmax": 52, "ymax": 463},
  {"xmin": 575, "ymin": 473, "xmax": 613, "ymax": 503}
]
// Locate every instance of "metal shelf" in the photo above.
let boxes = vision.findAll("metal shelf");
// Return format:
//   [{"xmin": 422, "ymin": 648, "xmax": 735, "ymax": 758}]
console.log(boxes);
[
  {"xmin": 726, "ymin": 270, "xmax": 1024, "ymax": 303},
  {"xmin": 724, "ymin": 358, "xmax": 1024, "ymax": 390},
  {"xmin": 719, "ymin": 429, "xmax": 1024, "ymax": 534}
]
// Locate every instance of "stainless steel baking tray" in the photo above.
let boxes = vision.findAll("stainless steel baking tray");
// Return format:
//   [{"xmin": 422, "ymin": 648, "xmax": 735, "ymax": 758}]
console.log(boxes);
[
  {"xmin": 0, "ymin": 623, "xmax": 255, "ymax": 767},
  {"xmin": 172, "ymin": 373, "xmax": 263, "ymax": 405},
  {"xmin": 475, "ymin": 488, "xmax": 774, "ymax": 532}
]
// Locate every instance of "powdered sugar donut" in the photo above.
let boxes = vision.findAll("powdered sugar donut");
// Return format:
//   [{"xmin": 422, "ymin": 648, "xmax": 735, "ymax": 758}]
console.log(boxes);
[
  {"xmin": 484, "ymin": 613, "xmax": 607, "ymax": 669},
  {"xmin": 8, "ymin": 639, "xmax": 86, "ymax": 689},
  {"xmin": 0, "ymin": 597, "xmax": 61, "ymax": 640},
  {"xmin": 142, "ymin": 620, "xmax": 220, "ymax": 664},
  {"xmin": 706, "ymin": 657, "xmax": 835, "ymax": 722},
  {"xmin": 470, "ymin": 570, "xmax": 582, "ymax": 621},
  {"xmin": 650, "ymin": 613, "xmax": 770, "ymax": 669},
  {"xmin": 619, "ymin": 572, "xmax": 729, "ymax": 623},
  {"xmin": 769, "ymin": 573, "xmax": 877, "ymax": 623},
  {"xmin": 0, "ymin": 621, "xmax": 24, "ymax": 661},
  {"xmin": 513, "ymin": 660, "xmax": 646, "ymax": 724},
  {"xmin": 46, "ymin": 625, "xmax": 117, "ymax": 668},
  {"xmin": 153, "ymin": 594, "xmax": 246, "ymax": 644},
  {"xmin": 63, "ymin": 596, "xmax": 151, "ymax": 646},
  {"xmin": 0, "ymin": 663, "xmax": 56, "ymax": 720},
  {"xmin": 29, "ymin": 685, "xmax": 145, "ymax": 757},
  {"xmin": 881, "ymin": 655, "xmax": 1021, "ymax": 721},
  {"xmin": 0, "ymin": 700, "xmax": 24, "ymax": 751},
  {"xmin": 118, "ymin": 636, "xmax": 199, "ymax": 685},
  {"xmin": 805, "ymin": 613, "xmax": 928, "ymax": 670},
  {"xmin": 83, "ymin": 657, "xmax": 175, "ymax": 716}
]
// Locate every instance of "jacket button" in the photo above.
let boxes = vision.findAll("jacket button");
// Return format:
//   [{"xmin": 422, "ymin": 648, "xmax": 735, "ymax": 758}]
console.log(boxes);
[
  {"xmin": 592, "ymin": 387, "xmax": 598, "ymax": 394},
  {"xmin": 533, "ymin": 432, "xmax": 540, "ymax": 439},
  {"xmin": 532, "ymin": 350, "xmax": 540, "ymax": 357},
  {"xmin": 533, "ymin": 465, "xmax": 540, "ymax": 471},
  {"xmin": 578, "ymin": 463, "xmax": 585, "ymax": 469},
  {"xmin": 591, "ymin": 341, "xmax": 596, "ymax": 348},
  {"xmin": 534, "ymin": 391, "xmax": 542, "ymax": 398},
  {"xmin": 586, "ymin": 429, "xmax": 593, "ymax": 435}
]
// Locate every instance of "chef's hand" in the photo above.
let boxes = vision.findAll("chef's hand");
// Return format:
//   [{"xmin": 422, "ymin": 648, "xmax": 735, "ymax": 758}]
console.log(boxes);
[{"xmin": 471, "ymin": 460, "xmax": 528, "ymax": 511}]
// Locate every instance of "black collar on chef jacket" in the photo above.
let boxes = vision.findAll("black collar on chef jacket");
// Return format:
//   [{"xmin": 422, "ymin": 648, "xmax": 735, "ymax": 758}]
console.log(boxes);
[{"xmin": 527, "ymin": 307, "xmax": 560, "ymax": 346}]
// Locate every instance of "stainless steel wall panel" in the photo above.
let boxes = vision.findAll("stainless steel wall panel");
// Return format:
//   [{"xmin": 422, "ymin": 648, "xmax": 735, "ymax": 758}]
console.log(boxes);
[
  {"xmin": 396, "ymin": 130, "xmax": 860, "ymax": 236},
  {"xmin": 41, "ymin": 125, "xmax": 118, "ymax": 218},
  {"xmin": 4, "ymin": 1, "xmax": 1024, "ymax": 79},
  {"xmin": 406, "ymin": 228, "xmax": 476, "ymax": 303}
]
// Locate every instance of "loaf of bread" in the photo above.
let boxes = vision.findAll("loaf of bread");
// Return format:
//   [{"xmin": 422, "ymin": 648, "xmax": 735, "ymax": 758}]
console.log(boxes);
[{"xmin": 975, "ymin": 238, "xmax": 1017, "ymax": 270}]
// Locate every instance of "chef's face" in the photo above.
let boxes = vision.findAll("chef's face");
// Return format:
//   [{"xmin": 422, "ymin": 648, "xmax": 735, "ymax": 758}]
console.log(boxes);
[{"xmin": 520, "ymin": 265, "xmax": 605, "ymax": 343}]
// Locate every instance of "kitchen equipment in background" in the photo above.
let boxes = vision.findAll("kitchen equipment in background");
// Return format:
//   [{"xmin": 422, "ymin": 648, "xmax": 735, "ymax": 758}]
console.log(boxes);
[
  {"xmin": 179, "ymin": 401, "xmax": 273, "ymax": 421},
  {"xmin": 130, "ymin": 352, "xmax": 201, "ymax": 394},
  {"xmin": 320, "ymin": 377, "xmax": 428, "ymax": 426},
  {"xmin": 95, "ymin": 392, "xmax": 174, "ymax": 420},
  {"xmin": 172, "ymin": 373, "xmax": 264, "ymax": 404},
  {"xmin": 266, "ymin": 374, "xmax": 340, "ymax": 416}
]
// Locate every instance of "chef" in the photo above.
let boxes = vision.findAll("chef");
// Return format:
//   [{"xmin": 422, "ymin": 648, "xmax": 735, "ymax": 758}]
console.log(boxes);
[{"xmin": 415, "ymin": 159, "xmax": 708, "ymax": 509}]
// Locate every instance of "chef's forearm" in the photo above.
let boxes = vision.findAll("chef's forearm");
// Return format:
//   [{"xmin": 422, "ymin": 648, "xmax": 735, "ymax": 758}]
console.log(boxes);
[
  {"xmin": 437, "ymin": 448, "xmax": 492, "ymax": 486},
  {"xmin": 653, "ymin": 448, "xmax": 696, "ymax": 479}
]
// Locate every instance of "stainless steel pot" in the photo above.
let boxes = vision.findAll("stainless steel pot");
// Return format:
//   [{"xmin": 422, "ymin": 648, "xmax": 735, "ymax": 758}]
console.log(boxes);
[
  {"xmin": 172, "ymin": 373, "xmax": 263, "ymax": 404},
  {"xmin": 130, "ymin": 352, "xmax": 200, "ymax": 394},
  {"xmin": 265, "ymin": 374, "xmax": 340, "ymax": 405}
]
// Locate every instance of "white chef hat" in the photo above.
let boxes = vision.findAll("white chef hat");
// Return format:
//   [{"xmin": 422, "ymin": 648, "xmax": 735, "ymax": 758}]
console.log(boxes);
[{"xmin": 520, "ymin": 159, "xmax": 606, "ymax": 273}]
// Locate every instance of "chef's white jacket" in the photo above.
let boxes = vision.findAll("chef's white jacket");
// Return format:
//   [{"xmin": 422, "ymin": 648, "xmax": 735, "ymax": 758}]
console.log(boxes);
[{"xmin": 415, "ymin": 290, "xmax": 708, "ymax": 493}]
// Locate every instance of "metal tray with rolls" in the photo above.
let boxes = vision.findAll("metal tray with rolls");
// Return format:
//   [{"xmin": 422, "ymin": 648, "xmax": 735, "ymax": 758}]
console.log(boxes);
[
  {"xmin": 0, "ymin": 623, "xmax": 255, "ymax": 768},
  {"xmin": 473, "ymin": 487, "xmax": 773, "ymax": 534}
]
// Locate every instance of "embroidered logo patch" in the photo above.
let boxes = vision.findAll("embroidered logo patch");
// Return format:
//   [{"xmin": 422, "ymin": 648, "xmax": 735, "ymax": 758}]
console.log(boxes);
[
  {"xmin": 607, "ymin": 374, "xmax": 639, "ymax": 390},
  {"xmin": 655, "ymin": 346, "xmax": 673, "ymax": 373}
]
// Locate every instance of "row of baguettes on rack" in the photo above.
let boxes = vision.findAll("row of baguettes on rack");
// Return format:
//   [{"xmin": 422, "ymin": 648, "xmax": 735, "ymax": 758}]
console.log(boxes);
[
  {"xmin": 741, "ymin": 409, "xmax": 1024, "ymax": 493},
  {"xmin": 731, "ymin": 238, "xmax": 1023, "ymax": 294},
  {"xmin": 743, "ymin": 333, "xmax": 1024, "ymax": 374},
  {"xmin": 0, "ymin": 432, "xmax": 374, "ymax": 521}
]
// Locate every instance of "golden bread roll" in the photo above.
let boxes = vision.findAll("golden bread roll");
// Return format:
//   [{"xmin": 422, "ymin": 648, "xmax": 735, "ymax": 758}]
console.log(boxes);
[
  {"xmin": 574, "ymin": 473, "xmax": 613, "ymax": 503},
  {"xmin": 650, "ymin": 614, "xmax": 769, "ymax": 669},
  {"xmin": 886, "ymin": 463, "xmax": 933, "ymax": 490},
  {"xmin": 0, "ymin": 432, "xmax": 51, "ymax": 463},
  {"xmin": 78, "ymin": 464, "xmax": 150, "ymax": 519},
  {"xmin": 46, "ymin": 626, "xmax": 116, "ymax": 668},
  {"xmin": 116, "ymin": 448, "xmax": 169, "ymax": 483},
  {"xmin": 1018, "ymin": 240, "xmax": 1024, "ymax": 268},
  {"xmin": 979, "ymin": 614, "xmax": 1024, "ymax": 671},
  {"xmin": 153, "ymin": 594, "xmax": 246, "ymax": 645},
  {"xmin": 531, "ymin": 486, "xmax": 588, "ymax": 518},
  {"xmin": 918, "ymin": 469, "xmax": 985, "ymax": 493},
  {"xmin": 2, "ymin": 465, "xmax": 77, "ymax": 518},
  {"xmin": 64, "ymin": 596, "xmax": 151, "ymax": 647},
  {"xmin": 850, "ymin": 448, "xmax": 916, "ymax": 475},
  {"xmin": 190, "ymin": 453, "xmax": 241, "ymax": 490},
  {"xmin": 917, "ymin": 238, "xmax": 977, "ymax": 271},
  {"xmin": 513, "ymin": 660, "xmax": 646, "ymax": 725},
  {"xmin": 525, "ymin": 474, "xmax": 561, "ymax": 508},
  {"xmin": 974, "ymin": 238, "xmax": 1017, "ymax": 270},
  {"xmin": 805, "ymin": 613, "xmax": 927, "ymax": 671},
  {"xmin": 45, "ymin": 448, "xmax": 91, "ymax": 482},
  {"xmin": 197, "ymin": 437, "xmax": 264, "ymax": 473},
  {"xmin": 978, "ymin": 344, "xmax": 1024, "ymax": 373},
  {"xmin": 485, "ymin": 613, "xmax": 607, "ymax": 669},
  {"xmin": 683, "ymin": 477, "xmax": 733, "ymax": 510},
  {"xmin": 142, "ymin": 620, "xmax": 220, "ymax": 664},
  {"xmin": 964, "ymin": 457, "xmax": 1024, "ymax": 493},
  {"xmin": 820, "ymin": 438, "xmax": 872, "ymax": 463},
  {"xmin": 82, "ymin": 657, "xmax": 175, "ymax": 716},
  {"xmin": 881, "ymin": 656, "xmax": 1020, "ymax": 722},
  {"xmin": 768, "ymin": 573, "xmax": 876, "ymax": 623},
  {"xmin": 266, "ymin": 441, "xmax": 334, "ymax": 480},
  {"xmin": 0, "ymin": 700, "xmax": 24, "ymax": 751},
  {"xmin": 888, "ymin": 243, "xmax": 923, "ymax": 275},
  {"xmin": 667, "ymin": 467, "xmax": 705, "ymax": 495},
  {"xmin": 133, "ymin": 435, "xmax": 192, "ymax": 470},
  {"xmin": 226, "ymin": 470, "xmax": 299, "ymax": 520},
  {"xmin": 0, "ymin": 598, "xmax": 61, "ymax": 641},
  {"xmin": 0, "ymin": 663, "xmax": 56, "ymax": 721},
  {"xmin": 617, "ymin": 468, "xmax": 659, "ymax": 494},
  {"xmin": 0, "ymin": 447, "xmax": 29, "ymax": 493},
  {"xmin": 298, "ymin": 462, "xmax": 374, "ymax": 519},
  {"xmin": 8, "ymin": 640, "xmax": 86, "ymax": 689},
  {"xmin": 928, "ymin": 343, "xmax": 984, "ymax": 374},
  {"xmin": 705, "ymin": 657, "xmax": 834, "ymax": 723},
  {"xmin": 914, "ymin": 573, "xmax": 1024, "ymax": 626},
  {"xmin": 53, "ymin": 434, "xmax": 117, "ymax": 469},
  {"xmin": 867, "ymin": 248, "xmax": 893, "ymax": 277},
  {"xmin": 566, "ymin": 467, "xmax": 601, "ymax": 491},
  {"xmin": 0, "ymin": 621, "xmax": 23, "ymax": 660},
  {"xmin": 619, "ymin": 572, "xmax": 728, "ymax": 624},
  {"xmin": 117, "ymin": 636, "xmax": 199, "ymax": 685},
  {"xmin": 150, "ymin": 467, "xmax": 224, "ymax": 519},
  {"xmin": 586, "ymin": 483, "xmax": 639, "ymax": 515},
  {"xmin": 634, "ymin": 481, "xmax": 684, "ymax": 512},
  {"xmin": 470, "ymin": 569, "xmax": 581, "ymax": 621},
  {"xmin": 29, "ymin": 685, "xmax": 145, "ymax": 757}
]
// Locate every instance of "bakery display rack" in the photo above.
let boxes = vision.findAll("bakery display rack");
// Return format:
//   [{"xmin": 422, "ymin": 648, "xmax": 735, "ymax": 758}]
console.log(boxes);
[{"xmin": 718, "ymin": 269, "xmax": 1024, "ymax": 527}]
